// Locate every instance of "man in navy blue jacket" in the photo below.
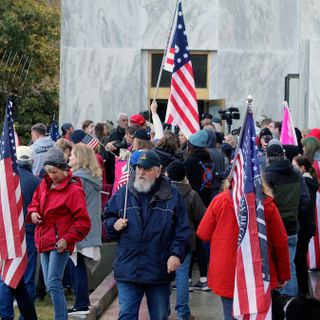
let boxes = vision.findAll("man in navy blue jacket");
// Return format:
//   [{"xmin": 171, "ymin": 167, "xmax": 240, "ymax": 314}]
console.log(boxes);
[
  {"xmin": 0, "ymin": 146, "xmax": 41, "ymax": 320},
  {"xmin": 105, "ymin": 150, "xmax": 191, "ymax": 320}
]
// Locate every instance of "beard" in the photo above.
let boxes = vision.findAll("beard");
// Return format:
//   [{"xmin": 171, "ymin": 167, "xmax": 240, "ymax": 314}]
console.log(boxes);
[{"xmin": 133, "ymin": 174, "xmax": 156, "ymax": 193}]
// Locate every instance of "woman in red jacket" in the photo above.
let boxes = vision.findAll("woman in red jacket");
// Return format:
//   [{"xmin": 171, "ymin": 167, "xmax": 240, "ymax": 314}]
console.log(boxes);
[
  {"xmin": 26, "ymin": 148, "xmax": 91, "ymax": 320},
  {"xmin": 197, "ymin": 183, "xmax": 290, "ymax": 320}
]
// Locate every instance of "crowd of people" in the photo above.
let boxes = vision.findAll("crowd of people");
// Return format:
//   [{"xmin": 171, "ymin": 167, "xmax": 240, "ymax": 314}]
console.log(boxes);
[{"xmin": 1, "ymin": 102, "xmax": 320, "ymax": 320}]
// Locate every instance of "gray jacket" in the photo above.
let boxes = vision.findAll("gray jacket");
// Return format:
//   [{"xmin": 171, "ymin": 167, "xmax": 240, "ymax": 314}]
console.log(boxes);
[
  {"xmin": 73, "ymin": 168, "xmax": 102, "ymax": 249},
  {"xmin": 30, "ymin": 136, "xmax": 54, "ymax": 175}
]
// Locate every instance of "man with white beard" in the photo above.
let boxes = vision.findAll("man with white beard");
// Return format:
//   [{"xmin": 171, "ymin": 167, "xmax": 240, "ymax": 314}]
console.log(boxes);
[{"xmin": 104, "ymin": 150, "xmax": 191, "ymax": 320}]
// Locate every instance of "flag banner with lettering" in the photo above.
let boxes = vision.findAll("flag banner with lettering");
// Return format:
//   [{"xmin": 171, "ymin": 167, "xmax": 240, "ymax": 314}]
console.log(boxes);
[
  {"xmin": 164, "ymin": 0, "xmax": 200, "ymax": 138},
  {"xmin": 0, "ymin": 99, "xmax": 27, "ymax": 288},
  {"xmin": 231, "ymin": 110, "xmax": 271, "ymax": 319}
]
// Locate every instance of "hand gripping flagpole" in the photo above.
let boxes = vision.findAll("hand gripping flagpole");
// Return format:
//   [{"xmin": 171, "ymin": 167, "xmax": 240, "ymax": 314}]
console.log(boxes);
[
  {"xmin": 229, "ymin": 95, "xmax": 253, "ymax": 179},
  {"xmin": 152, "ymin": 0, "xmax": 180, "ymax": 105}
]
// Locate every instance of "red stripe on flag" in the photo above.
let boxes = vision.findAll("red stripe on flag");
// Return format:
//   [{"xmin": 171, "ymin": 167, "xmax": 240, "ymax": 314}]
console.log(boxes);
[
  {"xmin": 171, "ymin": 76, "xmax": 198, "ymax": 122},
  {"xmin": 169, "ymin": 94, "xmax": 197, "ymax": 133},
  {"xmin": 236, "ymin": 250, "xmax": 250, "ymax": 312}
]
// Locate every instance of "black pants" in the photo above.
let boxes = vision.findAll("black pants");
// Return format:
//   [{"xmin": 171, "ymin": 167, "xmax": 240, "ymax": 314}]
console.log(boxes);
[
  {"xmin": 189, "ymin": 236, "xmax": 209, "ymax": 279},
  {"xmin": 3, "ymin": 280, "xmax": 38, "ymax": 320},
  {"xmin": 294, "ymin": 234, "xmax": 312, "ymax": 295}
]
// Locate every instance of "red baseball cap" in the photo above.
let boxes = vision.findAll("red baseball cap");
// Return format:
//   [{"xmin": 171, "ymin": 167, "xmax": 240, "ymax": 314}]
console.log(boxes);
[
  {"xmin": 130, "ymin": 114, "xmax": 145, "ymax": 126},
  {"xmin": 305, "ymin": 128, "xmax": 320, "ymax": 141}
]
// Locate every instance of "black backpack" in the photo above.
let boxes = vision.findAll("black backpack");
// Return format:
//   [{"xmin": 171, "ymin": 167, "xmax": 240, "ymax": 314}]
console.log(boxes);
[{"xmin": 199, "ymin": 161, "xmax": 215, "ymax": 191}]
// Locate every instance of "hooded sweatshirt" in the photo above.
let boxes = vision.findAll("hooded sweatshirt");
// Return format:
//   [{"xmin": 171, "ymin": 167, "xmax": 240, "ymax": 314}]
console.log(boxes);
[
  {"xmin": 72, "ymin": 168, "xmax": 102, "ymax": 249},
  {"xmin": 30, "ymin": 136, "xmax": 54, "ymax": 175}
]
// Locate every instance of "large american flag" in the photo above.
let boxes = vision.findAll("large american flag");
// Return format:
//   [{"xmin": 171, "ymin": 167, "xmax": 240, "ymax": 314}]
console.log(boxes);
[
  {"xmin": 164, "ymin": 0, "xmax": 200, "ymax": 138},
  {"xmin": 0, "ymin": 99, "xmax": 27, "ymax": 288},
  {"xmin": 231, "ymin": 110, "xmax": 271, "ymax": 319}
]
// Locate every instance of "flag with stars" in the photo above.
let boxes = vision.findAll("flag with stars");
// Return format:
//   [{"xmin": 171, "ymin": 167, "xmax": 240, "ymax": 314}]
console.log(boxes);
[
  {"xmin": 164, "ymin": 0, "xmax": 200, "ymax": 138},
  {"xmin": 231, "ymin": 110, "xmax": 271, "ymax": 319},
  {"xmin": 0, "ymin": 99, "xmax": 27, "ymax": 288},
  {"xmin": 50, "ymin": 114, "xmax": 60, "ymax": 142}
]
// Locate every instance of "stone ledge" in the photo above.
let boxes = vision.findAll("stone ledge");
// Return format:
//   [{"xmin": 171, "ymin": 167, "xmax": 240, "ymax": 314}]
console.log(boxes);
[{"xmin": 70, "ymin": 272, "xmax": 118, "ymax": 320}]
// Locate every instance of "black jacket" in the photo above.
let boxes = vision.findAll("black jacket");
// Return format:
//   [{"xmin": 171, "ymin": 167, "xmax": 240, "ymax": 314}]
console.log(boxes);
[
  {"xmin": 184, "ymin": 149, "xmax": 213, "ymax": 207},
  {"xmin": 299, "ymin": 173, "xmax": 318, "ymax": 238},
  {"xmin": 264, "ymin": 158, "xmax": 310, "ymax": 235}
]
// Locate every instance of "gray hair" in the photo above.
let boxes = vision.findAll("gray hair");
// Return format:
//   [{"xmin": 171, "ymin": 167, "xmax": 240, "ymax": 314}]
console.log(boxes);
[{"xmin": 116, "ymin": 113, "xmax": 128, "ymax": 122}]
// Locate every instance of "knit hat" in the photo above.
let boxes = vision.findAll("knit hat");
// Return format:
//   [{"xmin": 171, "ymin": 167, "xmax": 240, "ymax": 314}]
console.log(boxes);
[
  {"xmin": 134, "ymin": 128, "xmax": 150, "ymax": 141},
  {"xmin": 201, "ymin": 113, "xmax": 213, "ymax": 120},
  {"xmin": 44, "ymin": 148, "xmax": 67, "ymax": 169},
  {"xmin": 130, "ymin": 114, "xmax": 146, "ymax": 127},
  {"xmin": 16, "ymin": 146, "xmax": 34, "ymax": 162},
  {"xmin": 166, "ymin": 161, "xmax": 185, "ymax": 182},
  {"xmin": 61, "ymin": 123, "xmax": 73, "ymax": 133},
  {"xmin": 305, "ymin": 128, "xmax": 320, "ymax": 141},
  {"xmin": 70, "ymin": 129, "xmax": 86, "ymax": 144},
  {"xmin": 259, "ymin": 127, "xmax": 272, "ymax": 140},
  {"xmin": 188, "ymin": 130, "xmax": 208, "ymax": 148},
  {"xmin": 267, "ymin": 139, "xmax": 284, "ymax": 157},
  {"xmin": 137, "ymin": 150, "xmax": 161, "ymax": 169}
]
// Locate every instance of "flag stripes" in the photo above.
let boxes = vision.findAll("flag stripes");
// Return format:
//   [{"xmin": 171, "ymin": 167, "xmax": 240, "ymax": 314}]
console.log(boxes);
[
  {"xmin": 82, "ymin": 134, "xmax": 99, "ymax": 149},
  {"xmin": 0, "ymin": 99, "xmax": 27, "ymax": 289},
  {"xmin": 164, "ymin": 0, "xmax": 200, "ymax": 138},
  {"xmin": 231, "ymin": 110, "xmax": 271, "ymax": 319}
]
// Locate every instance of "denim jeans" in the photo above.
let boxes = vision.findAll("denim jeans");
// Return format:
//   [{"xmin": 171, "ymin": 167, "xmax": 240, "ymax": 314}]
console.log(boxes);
[
  {"xmin": 41, "ymin": 250, "xmax": 69, "ymax": 320},
  {"xmin": 117, "ymin": 281, "xmax": 171, "ymax": 320},
  {"xmin": 220, "ymin": 297, "xmax": 235, "ymax": 320},
  {"xmin": 279, "ymin": 234, "xmax": 298, "ymax": 296},
  {"xmin": 0, "ymin": 279, "xmax": 37, "ymax": 320},
  {"xmin": 69, "ymin": 253, "xmax": 90, "ymax": 308},
  {"xmin": 0, "ymin": 231, "xmax": 38, "ymax": 320},
  {"xmin": 175, "ymin": 252, "xmax": 192, "ymax": 319}
]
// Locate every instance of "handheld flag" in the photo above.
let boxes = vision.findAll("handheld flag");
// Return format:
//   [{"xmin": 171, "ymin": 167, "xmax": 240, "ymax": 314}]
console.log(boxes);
[
  {"xmin": 280, "ymin": 102, "xmax": 297, "ymax": 145},
  {"xmin": 0, "ymin": 99, "xmax": 27, "ymax": 288},
  {"xmin": 50, "ymin": 114, "xmax": 60, "ymax": 142},
  {"xmin": 231, "ymin": 109, "xmax": 271, "ymax": 319},
  {"xmin": 164, "ymin": 0, "xmax": 200, "ymax": 138},
  {"xmin": 82, "ymin": 134, "xmax": 99, "ymax": 149}
]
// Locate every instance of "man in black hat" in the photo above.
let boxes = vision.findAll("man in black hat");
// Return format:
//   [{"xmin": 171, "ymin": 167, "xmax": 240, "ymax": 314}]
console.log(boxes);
[
  {"xmin": 61, "ymin": 123, "xmax": 74, "ymax": 142},
  {"xmin": 200, "ymin": 113, "xmax": 213, "ymax": 128},
  {"xmin": 264, "ymin": 139, "xmax": 309, "ymax": 297},
  {"xmin": 104, "ymin": 150, "xmax": 190, "ymax": 320}
]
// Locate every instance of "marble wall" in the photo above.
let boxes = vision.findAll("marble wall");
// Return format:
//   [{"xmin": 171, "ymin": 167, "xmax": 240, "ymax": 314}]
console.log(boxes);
[{"xmin": 60, "ymin": 0, "xmax": 320, "ymax": 130}]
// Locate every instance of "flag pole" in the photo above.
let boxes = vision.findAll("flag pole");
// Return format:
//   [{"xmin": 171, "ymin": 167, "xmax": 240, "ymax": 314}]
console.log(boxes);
[
  {"xmin": 229, "ymin": 95, "xmax": 253, "ymax": 179},
  {"xmin": 152, "ymin": 0, "xmax": 180, "ymax": 104},
  {"xmin": 123, "ymin": 153, "xmax": 132, "ymax": 220}
]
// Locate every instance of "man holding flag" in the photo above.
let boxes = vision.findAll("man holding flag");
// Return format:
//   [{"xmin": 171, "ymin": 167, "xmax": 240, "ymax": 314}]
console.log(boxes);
[{"xmin": 197, "ymin": 107, "xmax": 290, "ymax": 319}]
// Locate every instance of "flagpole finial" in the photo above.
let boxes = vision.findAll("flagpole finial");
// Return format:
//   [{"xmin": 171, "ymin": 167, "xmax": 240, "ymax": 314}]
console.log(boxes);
[{"xmin": 246, "ymin": 95, "xmax": 253, "ymax": 104}]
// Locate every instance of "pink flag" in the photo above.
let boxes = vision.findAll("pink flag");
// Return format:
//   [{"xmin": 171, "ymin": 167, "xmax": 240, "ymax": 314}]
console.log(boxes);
[{"xmin": 280, "ymin": 102, "xmax": 298, "ymax": 146}]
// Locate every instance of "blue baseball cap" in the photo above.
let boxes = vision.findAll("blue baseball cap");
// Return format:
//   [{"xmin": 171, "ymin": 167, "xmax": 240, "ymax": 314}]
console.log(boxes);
[{"xmin": 137, "ymin": 150, "xmax": 161, "ymax": 169}]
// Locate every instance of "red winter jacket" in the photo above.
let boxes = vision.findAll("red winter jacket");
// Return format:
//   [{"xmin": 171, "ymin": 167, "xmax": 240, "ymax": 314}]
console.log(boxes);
[
  {"xmin": 26, "ymin": 171, "xmax": 91, "ymax": 253},
  {"xmin": 197, "ymin": 190, "xmax": 290, "ymax": 298}
]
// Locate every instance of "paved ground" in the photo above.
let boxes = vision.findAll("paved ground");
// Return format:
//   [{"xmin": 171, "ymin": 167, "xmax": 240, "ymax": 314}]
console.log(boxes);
[
  {"xmin": 101, "ymin": 271, "xmax": 320, "ymax": 319},
  {"xmin": 101, "ymin": 271, "xmax": 223, "ymax": 320}
]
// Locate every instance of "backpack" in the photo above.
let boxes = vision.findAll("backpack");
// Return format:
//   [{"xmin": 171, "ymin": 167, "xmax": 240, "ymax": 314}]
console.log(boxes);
[{"xmin": 199, "ymin": 161, "xmax": 215, "ymax": 191}]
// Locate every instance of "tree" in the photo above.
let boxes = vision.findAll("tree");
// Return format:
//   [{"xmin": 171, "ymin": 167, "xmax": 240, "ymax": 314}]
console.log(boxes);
[{"xmin": 0, "ymin": 0, "xmax": 60, "ymax": 143}]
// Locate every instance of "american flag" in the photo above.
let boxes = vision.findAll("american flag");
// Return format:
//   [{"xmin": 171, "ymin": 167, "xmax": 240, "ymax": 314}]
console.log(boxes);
[
  {"xmin": 0, "ymin": 99, "xmax": 27, "ymax": 288},
  {"xmin": 164, "ymin": 0, "xmax": 200, "ymax": 138},
  {"xmin": 50, "ymin": 114, "xmax": 60, "ymax": 142},
  {"xmin": 82, "ymin": 134, "xmax": 99, "ymax": 149},
  {"xmin": 231, "ymin": 110, "xmax": 271, "ymax": 319},
  {"xmin": 114, "ymin": 160, "xmax": 132, "ymax": 192}
]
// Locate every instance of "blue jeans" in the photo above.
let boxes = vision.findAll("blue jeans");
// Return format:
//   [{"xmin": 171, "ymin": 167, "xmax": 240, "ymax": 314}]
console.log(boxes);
[
  {"xmin": 69, "ymin": 253, "xmax": 90, "ymax": 308},
  {"xmin": 117, "ymin": 281, "xmax": 171, "ymax": 320},
  {"xmin": 41, "ymin": 250, "xmax": 69, "ymax": 320},
  {"xmin": 0, "ymin": 231, "xmax": 37, "ymax": 320},
  {"xmin": 279, "ymin": 234, "xmax": 298, "ymax": 296},
  {"xmin": 220, "ymin": 297, "xmax": 235, "ymax": 320},
  {"xmin": 175, "ymin": 252, "xmax": 192, "ymax": 319}
]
